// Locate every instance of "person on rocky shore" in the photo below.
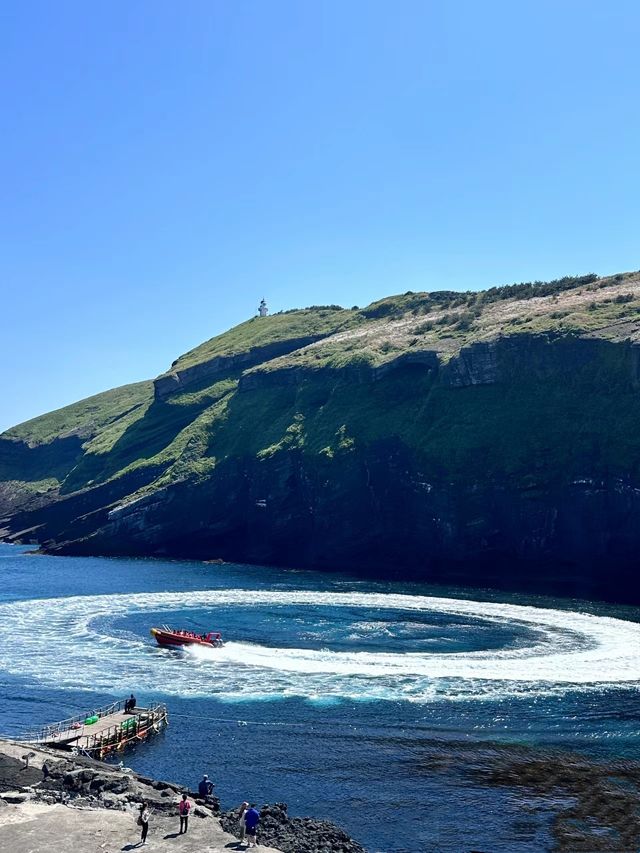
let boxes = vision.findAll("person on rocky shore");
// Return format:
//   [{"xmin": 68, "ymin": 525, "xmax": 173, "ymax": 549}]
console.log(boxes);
[
  {"xmin": 179, "ymin": 792, "xmax": 191, "ymax": 834},
  {"xmin": 244, "ymin": 803, "xmax": 260, "ymax": 848},
  {"xmin": 237, "ymin": 801, "xmax": 249, "ymax": 842},
  {"xmin": 138, "ymin": 801, "xmax": 150, "ymax": 846},
  {"xmin": 198, "ymin": 773, "xmax": 214, "ymax": 798}
]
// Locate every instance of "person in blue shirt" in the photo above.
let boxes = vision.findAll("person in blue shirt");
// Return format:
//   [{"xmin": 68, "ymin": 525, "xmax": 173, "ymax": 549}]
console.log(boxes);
[
  {"xmin": 244, "ymin": 804, "xmax": 260, "ymax": 848},
  {"xmin": 198, "ymin": 774, "xmax": 214, "ymax": 798}
]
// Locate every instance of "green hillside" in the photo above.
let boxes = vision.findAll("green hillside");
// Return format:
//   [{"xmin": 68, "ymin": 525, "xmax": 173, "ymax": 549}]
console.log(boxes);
[
  {"xmin": 167, "ymin": 306, "xmax": 356, "ymax": 372},
  {"xmin": 4, "ymin": 381, "xmax": 153, "ymax": 448},
  {"xmin": 3, "ymin": 270, "xmax": 640, "ymax": 602},
  {"xmin": 3, "ymin": 270, "xmax": 640, "ymax": 500}
]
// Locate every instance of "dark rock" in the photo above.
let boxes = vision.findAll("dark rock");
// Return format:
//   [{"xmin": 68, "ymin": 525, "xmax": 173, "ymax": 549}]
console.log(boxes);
[
  {"xmin": 0, "ymin": 792, "xmax": 31, "ymax": 804},
  {"xmin": 148, "ymin": 778, "xmax": 181, "ymax": 792},
  {"xmin": 193, "ymin": 806, "xmax": 210, "ymax": 818},
  {"xmin": 89, "ymin": 773, "xmax": 131, "ymax": 794},
  {"xmin": 220, "ymin": 802, "xmax": 365, "ymax": 853},
  {"xmin": 0, "ymin": 753, "xmax": 43, "ymax": 792}
]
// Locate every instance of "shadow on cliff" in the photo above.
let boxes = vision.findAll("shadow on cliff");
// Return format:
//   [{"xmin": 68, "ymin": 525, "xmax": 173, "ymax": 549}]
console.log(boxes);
[{"xmin": 60, "ymin": 372, "xmax": 241, "ymax": 494}]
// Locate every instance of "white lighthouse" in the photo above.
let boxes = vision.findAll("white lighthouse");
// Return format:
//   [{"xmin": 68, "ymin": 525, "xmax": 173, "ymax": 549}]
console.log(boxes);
[{"xmin": 258, "ymin": 298, "xmax": 268, "ymax": 317}]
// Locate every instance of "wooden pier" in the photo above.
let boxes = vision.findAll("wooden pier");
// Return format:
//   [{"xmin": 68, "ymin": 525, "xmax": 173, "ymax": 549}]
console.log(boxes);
[{"xmin": 21, "ymin": 699, "xmax": 168, "ymax": 760}]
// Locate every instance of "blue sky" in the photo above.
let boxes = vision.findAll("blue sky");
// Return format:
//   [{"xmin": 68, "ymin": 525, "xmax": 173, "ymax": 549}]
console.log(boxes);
[{"xmin": 1, "ymin": 0, "xmax": 639, "ymax": 431}]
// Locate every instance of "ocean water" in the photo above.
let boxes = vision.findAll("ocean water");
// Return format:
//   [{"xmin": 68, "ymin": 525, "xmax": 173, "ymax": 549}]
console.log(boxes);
[{"xmin": 0, "ymin": 543, "xmax": 638, "ymax": 852}]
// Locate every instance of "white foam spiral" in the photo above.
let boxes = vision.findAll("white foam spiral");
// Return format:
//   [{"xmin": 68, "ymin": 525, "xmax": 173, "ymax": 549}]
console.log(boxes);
[{"xmin": 0, "ymin": 590, "xmax": 638, "ymax": 702}]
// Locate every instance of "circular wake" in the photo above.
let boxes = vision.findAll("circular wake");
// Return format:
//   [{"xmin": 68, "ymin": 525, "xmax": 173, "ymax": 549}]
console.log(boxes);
[{"xmin": 0, "ymin": 590, "xmax": 638, "ymax": 703}]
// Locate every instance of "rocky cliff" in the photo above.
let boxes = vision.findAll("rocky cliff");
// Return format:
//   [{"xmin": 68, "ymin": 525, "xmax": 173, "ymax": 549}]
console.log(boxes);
[
  {"xmin": 0, "ymin": 740, "xmax": 363, "ymax": 853},
  {"xmin": 3, "ymin": 273, "xmax": 640, "ymax": 602}
]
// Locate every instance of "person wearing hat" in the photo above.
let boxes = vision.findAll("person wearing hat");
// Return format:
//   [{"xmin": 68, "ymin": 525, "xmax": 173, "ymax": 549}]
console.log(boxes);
[{"xmin": 198, "ymin": 774, "xmax": 214, "ymax": 798}]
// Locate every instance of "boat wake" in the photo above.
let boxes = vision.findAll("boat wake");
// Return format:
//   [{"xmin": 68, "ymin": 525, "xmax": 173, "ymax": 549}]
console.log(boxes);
[{"xmin": 0, "ymin": 590, "xmax": 638, "ymax": 703}]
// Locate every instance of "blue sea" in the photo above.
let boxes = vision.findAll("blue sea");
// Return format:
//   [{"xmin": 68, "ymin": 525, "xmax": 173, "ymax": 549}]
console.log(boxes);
[{"xmin": 0, "ymin": 542, "xmax": 638, "ymax": 852}]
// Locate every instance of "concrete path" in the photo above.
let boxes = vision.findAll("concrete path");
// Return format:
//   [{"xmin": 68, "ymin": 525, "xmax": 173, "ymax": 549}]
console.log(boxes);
[{"xmin": 0, "ymin": 800, "xmax": 282, "ymax": 853}]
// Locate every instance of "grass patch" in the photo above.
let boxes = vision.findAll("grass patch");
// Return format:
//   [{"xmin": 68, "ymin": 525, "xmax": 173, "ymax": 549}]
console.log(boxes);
[
  {"xmin": 3, "ymin": 381, "xmax": 153, "ymax": 446},
  {"xmin": 168, "ymin": 309, "xmax": 358, "ymax": 372}
]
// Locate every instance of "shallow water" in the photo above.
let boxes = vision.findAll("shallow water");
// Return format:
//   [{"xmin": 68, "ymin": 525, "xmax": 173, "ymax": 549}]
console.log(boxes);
[{"xmin": 0, "ymin": 543, "xmax": 638, "ymax": 851}]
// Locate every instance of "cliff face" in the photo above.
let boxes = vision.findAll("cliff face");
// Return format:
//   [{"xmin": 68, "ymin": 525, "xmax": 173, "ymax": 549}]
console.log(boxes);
[
  {"xmin": 57, "ymin": 446, "xmax": 640, "ymax": 602},
  {"xmin": 154, "ymin": 335, "xmax": 328, "ymax": 399},
  {"xmin": 3, "ymin": 274, "xmax": 640, "ymax": 603}
]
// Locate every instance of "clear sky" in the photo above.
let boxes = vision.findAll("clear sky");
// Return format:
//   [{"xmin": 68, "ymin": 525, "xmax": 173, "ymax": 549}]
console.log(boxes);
[{"xmin": 1, "ymin": 1, "xmax": 639, "ymax": 432}]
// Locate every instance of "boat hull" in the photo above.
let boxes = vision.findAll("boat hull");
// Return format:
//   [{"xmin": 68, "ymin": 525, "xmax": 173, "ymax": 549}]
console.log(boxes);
[{"xmin": 150, "ymin": 627, "xmax": 221, "ymax": 648}]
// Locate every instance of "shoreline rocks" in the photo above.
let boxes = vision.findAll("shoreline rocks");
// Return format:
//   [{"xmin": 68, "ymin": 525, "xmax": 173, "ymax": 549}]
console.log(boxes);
[
  {"xmin": 220, "ymin": 802, "xmax": 366, "ymax": 853},
  {"xmin": 0, "ymin": 741, "xmax": 366, "ymax": 852}
]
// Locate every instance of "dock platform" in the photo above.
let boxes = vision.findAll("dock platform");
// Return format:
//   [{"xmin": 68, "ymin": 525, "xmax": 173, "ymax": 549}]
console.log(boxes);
[{"xmin": 21, "ymin": 699, "xmax": 168, "ymax": 760}]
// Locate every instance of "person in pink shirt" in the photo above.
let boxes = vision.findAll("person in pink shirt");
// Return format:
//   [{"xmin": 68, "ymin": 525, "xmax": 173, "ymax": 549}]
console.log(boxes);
[{"xmin": 179, "ymin": 792, "xmax": 191, "ymax": 834}]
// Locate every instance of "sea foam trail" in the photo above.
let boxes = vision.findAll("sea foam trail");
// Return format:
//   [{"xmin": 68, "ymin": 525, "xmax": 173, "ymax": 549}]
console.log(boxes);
[{"xmin": 0, "ymin": 590, "xmax": 638, "ymax": 702}]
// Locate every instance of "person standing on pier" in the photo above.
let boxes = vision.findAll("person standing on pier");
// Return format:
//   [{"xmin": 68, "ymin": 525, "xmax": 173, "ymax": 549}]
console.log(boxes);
[{"xmin": 179, "ymin": 793, "xmax": 191, "ymax": 834}]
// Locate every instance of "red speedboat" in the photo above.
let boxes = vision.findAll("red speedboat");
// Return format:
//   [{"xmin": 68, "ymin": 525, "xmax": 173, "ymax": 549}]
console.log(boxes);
[{"xmin": 150, "ymin": 626, "xmax": 224, "ymax": 648}]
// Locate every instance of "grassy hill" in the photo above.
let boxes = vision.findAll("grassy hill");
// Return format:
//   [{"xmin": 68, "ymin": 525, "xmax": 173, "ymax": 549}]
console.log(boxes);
[
  {"xmin": 166, "ymin": 306, "xmax": 356, "ymax": 372},
  {"xmin": 3, "ymin": 269, "xmax": 640, "ymax": 602},
  {"xmin": 3, "ymin": 381, "xmax": 153, "ymax": 448}
]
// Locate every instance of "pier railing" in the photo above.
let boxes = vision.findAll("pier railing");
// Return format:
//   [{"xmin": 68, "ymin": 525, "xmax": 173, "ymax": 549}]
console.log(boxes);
[
  {"xmin": 19, "ymin": 701, "xmax": 169, "ymax": 759},
  {"xmin": 20, "ymin": 698, "xmax": 126, "ymax": 744},
  {"xmin": 74, "ymin": 703, "xmax": 168, "ymax": 755}
]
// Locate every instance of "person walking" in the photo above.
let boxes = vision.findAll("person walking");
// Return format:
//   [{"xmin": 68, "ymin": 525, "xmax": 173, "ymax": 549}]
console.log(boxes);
[
  {"xmin": 237, "ymin": 801, "xmax": 249, "ymax": 842},
  {"xmin": 179, "ymin": 792, "xmax": 191, "ymax": 834},
  {"xmin": 138, "ymin": 801, "xmax": 149, "ymax": 846},
  {"xmin": 244, "ymin": 804, "xmax": 260, "ymax": 849}
]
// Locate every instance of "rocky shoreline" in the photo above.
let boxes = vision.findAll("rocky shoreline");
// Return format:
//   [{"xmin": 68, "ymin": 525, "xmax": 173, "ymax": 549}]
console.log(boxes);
[
  {"xmin": 0, "ymin": 740, "xmax": 365, "ymax": 853},
  {"xmin": 219, "ymin": 803, "xmax": 364, "ymax": 853},
  {"xmin": 413, "ymin": 736, "xmax": 640, "ymax": 852},
  {"xmin": 484, "ymin": 747, "xmax": 640, "ymax": 852},
  {"xmin": 2, "ymin": 733, "xmax": 639, "ymax": 851}
]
